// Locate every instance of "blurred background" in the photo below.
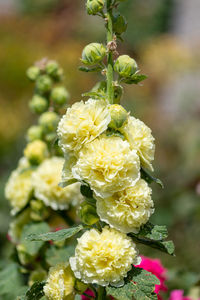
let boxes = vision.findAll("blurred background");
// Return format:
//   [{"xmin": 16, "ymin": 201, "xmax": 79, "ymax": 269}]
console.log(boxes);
[{"xmin": 0, "ymin": 0, "xmax": 200, "ymax": 297}]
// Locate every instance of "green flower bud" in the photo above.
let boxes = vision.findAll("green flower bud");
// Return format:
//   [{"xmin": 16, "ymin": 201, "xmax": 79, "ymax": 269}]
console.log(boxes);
[
  {"xmin": 39, "ymin": 111, "xmax": 59, "ymax": 133},
  {"xmin": 44, "ymin": 132, "xmax": 57, "ymax": 143},
  {"xmin": 80, "ymin": 202, "xmax": 99, "ymax": 225},
  {"xmin": 30, "ymin": 199, "xmax": 49, "ymax": 221},
  {"xmin": 26, "ymin": 125, "xmax": 43, "ymax": 142},
  {"xmin": 29, "ymin": 95, "xmax": 49, "ymax": 114},
  {"xmin": 51, "ymin": 86, "xmax": 70, "ymax": 106},
  {"xmin": 113, "ymin": 13, "xmax": 127, "ymax": 35},
  {"xmin": 74, "ymin": 279, "xmax": 88, "ymax": 294},
  {"xmin": 108, "ymin": 104, "xmax": 128, "ymax": 130},
  {"xmin": 113, "ymin": 82, "xmax": 123, "ymax": 103},
  {"xmin": 26, "ymin": 66, "xmax": 40, "ymax": 81},
  {"xmin": 24, "ymin": 140, "xmax": 49, "ymax": 165},
  {"xmin": 86, "ymin": 0, "xmax": 104, "ymax": 15},
  {"xmin": 46, "ymin": 61, "xmax": 63, "ymax": 81},
  {"xmin": 81, "ymin": 43, "xmax": 106, "ymax": 65},
  {"xmin": 36, "ymin": 75, "xmax": 53, "ymax": 94},
  {"xmin": 114, "ymin": 55, "xmax": 138, "ymax": 78},
  {"xmin": 17, "ymin": 244, "xmax": 33, "ymax": 265}
]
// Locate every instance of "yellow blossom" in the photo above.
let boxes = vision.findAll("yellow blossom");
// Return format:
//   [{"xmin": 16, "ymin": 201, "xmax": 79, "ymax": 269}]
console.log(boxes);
[
  {"xmin": 57, "ymin": 99, "xmax": 111, "ymax": 153},
  {"xmin": 72, "ymin": 135, "xmax": 140, "ymax": 197},
  {"xmin": 5, "ymin": 168, "xmax": 33, "ymax": 215},
  {"xmin": 96, "ymin": 179, "xmax": 154, "ymax": 233},
  {"xmin": 24, "ymin": 140, "xmax": 49, "ymax": 165},
  {"xmin": 70, "ymin": 227, "xmax": 141, "ymax": 287},
  {"xmin": 44, "ymin": 263, "xmax": 75, "ymax": 300},
  {"xmin": 121, "ymin": 116, "xmax": 155, "ymax": 171},
  {"xmin": 32, "ymin": 157, "xmax": 83, "ymax": 210}
]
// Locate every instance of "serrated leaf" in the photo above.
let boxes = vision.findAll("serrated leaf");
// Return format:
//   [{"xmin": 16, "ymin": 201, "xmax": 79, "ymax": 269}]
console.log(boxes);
[
  {"xmin": 139, "ymin": 222, "xmax": 168, "ymax": 241},
  {"xmin": 26, "ymin": 225, "xmax": 84, "ymax": 242},
  {"xmin": 141, "ymin": 168, "xmax": 164, "ymax": 188},
  {"xmin": 107, "ymin": 266, "xmax": 159, "ymax": 300},
  {"xmin": 122, "ymin": 74, "xmax": 148, "ymax": 85},
  {"xmin": 25, "ymin": 281, "xmax": 45, "ymax": 300},
  {"xmin": 45, "ymin": 245, "xmax": 75, "ymax": 266},
  {"xmin": 79, "ymin": 66, "xmax": 102, "ymax": 73},
  {"xmin": 21, "ymin": 222, "xmax": 50, "ymax": 256}
]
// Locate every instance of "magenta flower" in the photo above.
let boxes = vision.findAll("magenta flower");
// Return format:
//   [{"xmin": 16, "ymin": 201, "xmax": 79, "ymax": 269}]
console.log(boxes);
[
  {"xmin": 135, "ymin": 256, "xmax": 167, "ymax": 299},
  {"xmin": 169, "ymin": 290, "xmax": 191, "ymax": 300}
]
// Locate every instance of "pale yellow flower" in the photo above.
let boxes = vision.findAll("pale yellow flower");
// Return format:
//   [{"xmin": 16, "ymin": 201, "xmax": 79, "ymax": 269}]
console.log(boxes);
[
  {"xmin": 121, "ymin": 116, "xmax": 155, "ymax": 171},
  {"xmin": 57, "ymin": 99, "xmax": 111, "ymax": 153},
  {"xmin": 5, "ymin": 168, "xmax": 33, "ymax": 215},
  {"xmin": 72, "ymin": 135, "xmax": 140, "ymax": 197},
  {"xmin": 32, "ymin": 157, "xmax": 83, "ymax": 210},
  {"xmin": 70, "ymin": 227, "xmax": 141, "ymax": 287},
  {"xmin": 44, "ymin": 263, "xmax": 75, "ymax": 300},
  {"xmin": 96, "ymin": 179, "xmax": 154, "ymax": 233},
  {"xmin": 24, "ymin": 140, "xmax": 49, "ymax": 165}
]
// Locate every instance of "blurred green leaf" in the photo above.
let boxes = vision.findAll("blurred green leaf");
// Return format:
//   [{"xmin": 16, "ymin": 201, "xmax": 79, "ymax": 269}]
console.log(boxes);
[
  {"xmin": 45, "ymin": 245, "xmax": 75, "ymax": 266},
  {"xmin": 141, "ymin": 168, "xmax": 164, "ymax": 188}
]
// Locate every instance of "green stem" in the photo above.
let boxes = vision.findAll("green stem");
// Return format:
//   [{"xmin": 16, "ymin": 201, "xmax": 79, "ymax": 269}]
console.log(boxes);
[
  {"xmin": 106, "ymin": 0, "xmax": 114, "ymax": 104},
  {"xmin": 97, "ymin": 286, "xmax": 105, "ymax": 300}
]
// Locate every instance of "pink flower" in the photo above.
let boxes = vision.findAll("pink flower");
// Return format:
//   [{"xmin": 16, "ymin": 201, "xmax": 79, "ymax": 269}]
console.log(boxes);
[
  {"xmin": 169, "ymin": 290, "xmax": 191, "ymax": 300},
  {"xmin": 135, "ymin": 256, "xmax": 167, "ymax": 299},
  {"xmin": 81, "ymin": 289, "xmax": 95, "ymax": 300}
]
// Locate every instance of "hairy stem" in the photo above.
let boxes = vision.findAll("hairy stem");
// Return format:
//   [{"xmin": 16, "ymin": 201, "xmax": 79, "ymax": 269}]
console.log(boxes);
[
  {"xmin": 97, "ymin": 286, "xmax": 105, "ymax": 300},
  {"xmin": 106, "ymin": 0, "xmax": 114, "ymax": 104}
]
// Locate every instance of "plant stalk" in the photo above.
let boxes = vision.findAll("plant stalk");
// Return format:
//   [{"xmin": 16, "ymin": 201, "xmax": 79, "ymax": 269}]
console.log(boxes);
[
  {"xmin": 106, "ymin": 0, "xmax": 114, "ymax": 104},
  {"xmin": 97, "ymin": 286, "xmax": 105, "ymax": 300}
]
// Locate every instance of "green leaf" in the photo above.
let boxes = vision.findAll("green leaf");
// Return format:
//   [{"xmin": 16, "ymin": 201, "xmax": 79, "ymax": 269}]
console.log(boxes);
[
  {"xmin": 21, "ymin": 222, "xmax": 50, "ymax": 256},
  {"xmin": 80, "ymin": 183, "xmax": 93, "ymax": 198},
  {"xmin": 25, "ymin": 281, "xmax": 45, "ymax": 300},
  {"xmin": 45, "ymin": 245, "xmax": 75, "ymax": 266},
  {"xmin": 82, "ymin": 91, "xmax": 106, "ymax": 99},
  {"xmin": 0, "ymin": 263, "xmax": 27, "ymax": 299},
  {"xmin": 106, "ymin": 129, "xmax": 125, "ymax": 140},
  {"xmin": 79, "ymin": 66, "xmax": 102, "ymax": 73},
  {"xmin": 106, "ymin": 266, "xmax": 159, "ymax": 300},
  {"xmin": 75, "ymin": 295, "xmax": 82, "ymax": 300},
  {"xmin": 139, "ymin": 222, "xmax": 168, "ymax": 241},
  {"xmin": 122, "ymin": 74, "xmax": 148, "ymax": 85},
  {"xmin": 26, "ymin": 225, "xmax": 84, "ymax": 242},
  {"xmin": 141, "ymin": 168, "xmax": 164, "ymax": 189}
]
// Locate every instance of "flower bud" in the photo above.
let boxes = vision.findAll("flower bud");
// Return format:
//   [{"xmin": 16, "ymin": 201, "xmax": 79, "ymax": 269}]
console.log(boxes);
[
  {"xmin": 46, "ymin": 61, "xmax": 63, "ymax": 81},
  {"xmin": 113, "ymin": 82, "xmax": 123, "ymax": 103},
  {"xmin": 26, "ymin": 66, "xmax": 40, "ymax": 81},
  {"xmin": 74, "ymin": 279, "xmax": 88, "ymax": 294},
  {"xmin": 81, "ymin": 43, "xmax": 106, "ymax": 65},
  {"xmin": 108, "ymin": 104, "xmax": 128, "ymax": 130},
  {"xmin": 39, "ymin": 111, "xmax": 59, "ymax": 133},
  {"xmin": 30, "ymin": 199, "xmax": 49, "ymax": 221},
  {"xmin": 29, "ymin": 95, "xmax": 48, "ymax": 114},
  {"xmin": 17, "ymin": 244, "xmax": 33, "ymax": 265},
  {"xmin": 113, "ymin": 13, "xmax": 127, "ymax": 35},
  {"xmin": 79, "ymin": 202, "xmax": 99, "ymax": 225},
  {"xmin": 24, "ymin": 140, "xmax": 49, "ymax": 165},
  {"xmin": 51, "ymin": 86, "xmax": 70, "ymax": 106},
  {"xmin": 26, "ymin": 125, "xmax": 43, "ymax": 142},
  {"xmin": 86, "ymin": 0, "xmax": 104, "ymax": 15},
  {"xmin": 36, "ymin": 75, "xmax": 53, "ymax": 94},
  {"xmin": 114, "ymin": 55, "xmax": 138, "ymax": 78}
]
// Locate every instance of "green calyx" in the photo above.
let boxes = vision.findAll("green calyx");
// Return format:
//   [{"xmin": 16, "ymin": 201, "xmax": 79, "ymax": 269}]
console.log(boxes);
[
  {"xmin": 108, "ymin": 104, "xmax": 128, "ymax": 130},
  {"xmin": 114, "ymin": 55, "xmax": 138, "ymax": 78},
  {"xmin": 81, "ymin": 43, "xmax": 106, "ymax": 65},
  {"xmin": 29, "ymin": 95, "xmax": 49, "ymax": 114},
  {"xmin": 46, "ymin": 60, "xmax": 63, "ymax": 81},
  {"xmin": 86, "ymin": 0, "xmax": 105, "ymax": 15},
  {"xmin": 80, "ymin": 202, "xmax": 99, "ymax": 225},
  {"xmin": 26, "ymin": 66, "xmax": 40, "ymax": 81},
  {"xmin": 26, "ymin": 125, "xmax": 43, "ymax": 142},
  {"xmin": 39, "ymin": 111, "xmax": 59, "ymax": 133},
  {"xmin": 36, "ymin": 74, "xmax": 53, "ymax": 95},
  {"xmin": 51, "ymin": 86, "xmax": 70, "ymax": 106}
]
